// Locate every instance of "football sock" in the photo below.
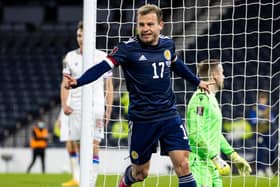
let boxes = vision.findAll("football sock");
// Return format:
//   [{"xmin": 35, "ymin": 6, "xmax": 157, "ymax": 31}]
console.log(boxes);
[
  {"xmin": 93, "ymin": 155, "xmax": 99, "ymax": 164},
  {"xmin": 69, "ymin": 151, "xmax": 79, "ymax": 182},
  {"xmin": 123, "ymin": 165, "xmax": 137, "ymax": 185},
  {"xmin": 178, "ymin": 173, "xmax": 197, "ymax": 187}
]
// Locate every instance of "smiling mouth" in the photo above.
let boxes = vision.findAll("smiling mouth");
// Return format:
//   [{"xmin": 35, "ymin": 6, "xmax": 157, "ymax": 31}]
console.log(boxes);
[{"xmin": 142, "ymin": 34, "xmax": 152, "ymax": 38}]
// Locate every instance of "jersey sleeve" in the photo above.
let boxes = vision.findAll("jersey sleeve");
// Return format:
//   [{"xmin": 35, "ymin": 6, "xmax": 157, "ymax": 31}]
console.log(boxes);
[
  {"xmin": 104, "ymin": 70, "xmax": 113, "ymax": 78},
  {"xmin": 76, "ymin": 61, "xmax": 112, "ymax": 87},
  {"xmin": 107, "ymin": 42, "xmax": 128, "ymax": 66},
  {"xmin": 170, "ymin": 39, "xmax": 177, "ymax": 62},
  {"xmin": 169, "ymin": 40, "xmax": 200, "ymax": 86},
  {"xmin": 186, "ymin": 93, "xmax": 217, "ymax": 159},
  {"xmin": 96, "ymin": 50, "xmax": 113, "ymax": 78},
  {"xmin": 220, "ymin": 134, "xmax": 234, "ymax": 155},
  {"xmin": 62, "ymin": 53, "xmax": 71, "ymax": 75}
]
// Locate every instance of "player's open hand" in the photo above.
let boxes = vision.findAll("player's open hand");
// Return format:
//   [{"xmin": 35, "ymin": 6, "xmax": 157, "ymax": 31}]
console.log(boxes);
[
  {"xmin": 64, "ymin": 74, "xmax": 77, "ymax": 89},
  {"xmin": 198, "ymin": 80, "xmax": 215, "ymax": 93},
  {"xmin": 230, "ymin": 152, "xmax": 252, "ymax": 176}
]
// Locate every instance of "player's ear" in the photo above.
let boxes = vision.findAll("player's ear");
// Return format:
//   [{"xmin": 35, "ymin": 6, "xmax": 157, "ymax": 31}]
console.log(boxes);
[
  {"xmin": 159, "ymin": 21, "xmax": 164, "ymax": 30},
  {"xmin": 210, "ymin": 71, "xmax": 216, "ymax": 82},
  {"xmin": 212, "ymin": 72, "xmax": 219, "ymax": 84}
]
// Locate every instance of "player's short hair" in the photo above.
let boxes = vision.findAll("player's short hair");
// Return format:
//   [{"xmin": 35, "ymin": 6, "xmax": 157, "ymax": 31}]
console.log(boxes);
[
  {"xmin": 137, "ymin": 4, "xmax": 163, "ymax": 23},
  {"xmin": 77, "ymin": 21, "xmax": 83, "ymax": 30},
  {"xmin": 258, "ymin": 91, "xmax": 268, "ymax": 99},
  {"xmin": 198, "ymin": 59, "xmax": 221, "ymax": 81}
]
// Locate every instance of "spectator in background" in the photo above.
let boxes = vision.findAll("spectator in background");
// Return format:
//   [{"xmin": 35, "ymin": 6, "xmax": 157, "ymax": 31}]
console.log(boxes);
[
  {"xmin": 26, "ymin": 119, "xmax": 48, "ymax": 173},
  {"xmin": 52, "ymin": 115, "xmax": 62, "ymax": 145},
  {"xmin": 248, "ymin": 91, "xmax": 276, "ymax": 177}
]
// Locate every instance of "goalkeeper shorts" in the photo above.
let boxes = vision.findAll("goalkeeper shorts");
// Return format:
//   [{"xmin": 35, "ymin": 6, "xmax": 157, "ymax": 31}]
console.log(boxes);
[{"xmin": 189, "ymin": 153, "xmax": 222, "ymax": 187}]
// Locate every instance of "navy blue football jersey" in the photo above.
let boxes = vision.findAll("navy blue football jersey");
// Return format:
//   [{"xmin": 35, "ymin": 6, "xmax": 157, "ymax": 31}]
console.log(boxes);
[{"xmin": 107, "ymin": 35, "xmax": 180, "ymax": 122}]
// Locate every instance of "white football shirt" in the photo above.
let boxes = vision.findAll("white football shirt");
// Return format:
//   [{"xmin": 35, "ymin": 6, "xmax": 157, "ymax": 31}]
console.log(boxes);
[{"xmin": 62, "ymin": 48, "xmax": 112, "ymax": 116}]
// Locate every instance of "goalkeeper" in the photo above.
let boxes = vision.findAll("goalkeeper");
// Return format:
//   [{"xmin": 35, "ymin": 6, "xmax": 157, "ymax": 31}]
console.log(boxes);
[{"xmin": 186, "ymin": 59, "xmax": 252, "ymax": 187}]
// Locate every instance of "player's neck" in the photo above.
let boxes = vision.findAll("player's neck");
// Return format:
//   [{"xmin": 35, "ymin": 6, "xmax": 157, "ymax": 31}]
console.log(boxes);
[
  {"xmin": 208, "ymin": 85, "xmax": 218, "ymax": 95},
  {"xmin": 137, "ymin": 35, "xmax": 160, "ymax": 47}
]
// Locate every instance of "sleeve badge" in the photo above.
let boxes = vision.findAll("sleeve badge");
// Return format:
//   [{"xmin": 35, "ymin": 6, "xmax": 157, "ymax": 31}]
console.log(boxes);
[{"xmin": 164, "ymin": 49, "xmax": 171, "ymax": 61}]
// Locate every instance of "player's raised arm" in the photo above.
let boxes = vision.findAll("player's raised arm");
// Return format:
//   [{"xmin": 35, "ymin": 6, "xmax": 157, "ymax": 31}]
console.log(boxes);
[
  {"xmin": 170, "ymin": 57, "xmax": 214, "ymax": 93},
  {"xmin": 198, "ymin": 80, "xmax": 216, "ymax": 93},
  {"xmin": 64, "ymin": 60, "xmax": 113, "ymax": 89}
]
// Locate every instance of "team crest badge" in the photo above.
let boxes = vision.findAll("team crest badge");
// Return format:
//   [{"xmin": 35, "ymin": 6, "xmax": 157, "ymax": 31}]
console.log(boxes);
[
  {"xmin": 164, "ymin": 50, "xmax": 171, "ymax": 61},
  {"xmin": 131, "ymin": 150, "xmax": 139, "ymax": 160},
  {"xmin": 197, "ymin": 106, "xmax": 204, "ymax": 116}
]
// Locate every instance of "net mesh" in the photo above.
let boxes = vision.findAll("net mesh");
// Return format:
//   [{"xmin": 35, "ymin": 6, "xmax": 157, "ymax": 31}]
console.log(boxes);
[{"xmin": 96, "ymin": 0, "xmax": 280, "ymax": 186}]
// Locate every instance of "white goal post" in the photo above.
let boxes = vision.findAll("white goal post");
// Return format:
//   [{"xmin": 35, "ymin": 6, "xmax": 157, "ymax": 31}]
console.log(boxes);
[{"xmin": 80, "ymin": 0, "xmax": 96, "ymax": 187}]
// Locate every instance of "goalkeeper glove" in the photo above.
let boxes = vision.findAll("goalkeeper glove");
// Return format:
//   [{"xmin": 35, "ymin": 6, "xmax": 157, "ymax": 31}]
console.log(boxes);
[
  {"xmin": 229, "ymin": 152, "xmax": 252, "ymax": 176},
  {"xmin": 212, "ymin": 155, "xmax": 231, "ymax": 176}
]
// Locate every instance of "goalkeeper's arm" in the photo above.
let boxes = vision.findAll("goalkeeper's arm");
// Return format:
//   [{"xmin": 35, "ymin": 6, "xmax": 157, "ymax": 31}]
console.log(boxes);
[{"xmin": 220, "ymin": 135, "xmax": 252, "ymax": 176}]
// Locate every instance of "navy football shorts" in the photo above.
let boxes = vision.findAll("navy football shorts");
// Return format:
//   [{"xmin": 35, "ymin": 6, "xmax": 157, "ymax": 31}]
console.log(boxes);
[{"xmin": 128, "ymin": 115, "xmax": 190, "ymax": 165}]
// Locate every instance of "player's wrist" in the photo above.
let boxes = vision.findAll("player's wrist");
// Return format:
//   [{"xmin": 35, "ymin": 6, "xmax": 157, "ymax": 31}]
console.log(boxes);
[
  {"xmin": 211, "ymin": 155, "xmax": 225, "ymax": 167},
  {"xmin": 211, "ymin": 154, "xmax": 218, "ymax": 160},
  {"xmin": 229, "ymin": 151, "xmax": 239, "ymax": 161},
  {"xmin": 62, "ymin": 103, "xmax": 68, "ymax": 109},
  {"xmin": 71, "ymin": 79, "xmax": 79, "ymax": 88},
  {"xmin": 211, "ymin": 155, "xmax": 231, "ymax": 176},
  {"xmin": 211, "ymin": 155, "xmax": 224, "ymax": 165}
]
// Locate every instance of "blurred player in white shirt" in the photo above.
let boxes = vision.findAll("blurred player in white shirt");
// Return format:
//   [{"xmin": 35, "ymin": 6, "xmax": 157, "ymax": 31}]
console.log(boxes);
[{"xmin": 60, "ymin": 21, "xmax": 113, "ymax": 187}]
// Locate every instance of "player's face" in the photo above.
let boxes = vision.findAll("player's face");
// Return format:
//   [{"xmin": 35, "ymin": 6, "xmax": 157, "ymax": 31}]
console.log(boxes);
[
  {"xmin": 259, "ymin": 96, "xmax": 268, "ymax": 105},
  {"xmin": 76, "ymin": 28, "xmax": 83, "ymax": 51},
  {"xmin": 214, "ymin": 64, "xmax": 224, "ymax": 90},
  {"xmin": 137, "ymin": 13, "xmax": 163, "ymax": 46}
]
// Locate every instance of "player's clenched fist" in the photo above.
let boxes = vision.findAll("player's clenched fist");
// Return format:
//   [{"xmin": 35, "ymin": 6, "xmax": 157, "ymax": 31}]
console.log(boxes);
[
  {"xmin": 212, "ymin": 155, "xmax": 231, "ymax": 176},
  {"xmin": 64, "ymin": 74, "xmax": 77, "ymax": 89}
]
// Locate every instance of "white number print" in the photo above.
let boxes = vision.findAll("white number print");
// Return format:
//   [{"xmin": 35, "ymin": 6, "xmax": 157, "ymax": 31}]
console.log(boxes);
[
  {"xmin": 180, "ymin": 125, "xmax": 188, "ymax": 140},
  {"xmin": 152, "ymin": 62, "xmax": 165, "ymax": 79}
]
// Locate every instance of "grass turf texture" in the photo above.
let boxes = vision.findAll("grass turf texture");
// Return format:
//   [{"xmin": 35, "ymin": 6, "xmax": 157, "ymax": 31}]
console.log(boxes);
[{"xmin": 0, "ymin": 174, "xmax": 277, "ymax": 187}]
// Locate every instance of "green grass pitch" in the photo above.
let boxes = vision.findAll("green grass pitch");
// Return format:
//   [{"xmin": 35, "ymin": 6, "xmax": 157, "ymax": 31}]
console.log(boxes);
[{"xmin": 0, "ymin": 173, "xmax": 278, "ymax": 187}]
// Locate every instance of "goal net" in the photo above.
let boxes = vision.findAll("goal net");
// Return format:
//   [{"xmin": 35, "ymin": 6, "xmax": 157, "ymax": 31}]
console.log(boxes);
[{"xmin": 95, "ymin": 0, "xmax": 280, "ymax": 186}]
